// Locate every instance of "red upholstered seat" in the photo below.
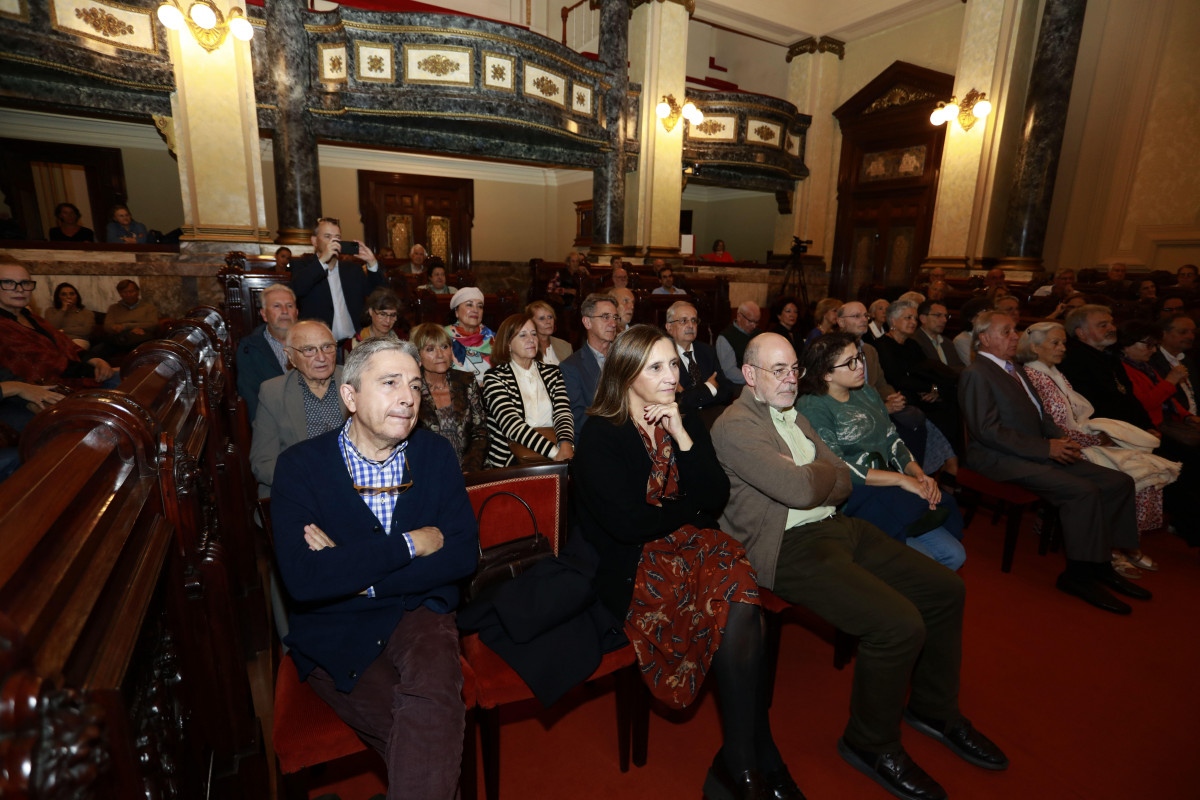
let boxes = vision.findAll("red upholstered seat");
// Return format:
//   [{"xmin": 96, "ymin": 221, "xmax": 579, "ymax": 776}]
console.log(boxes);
[
  {"xmin": 462, "ymin": 633, "xmax": 635, "ymax": 709},
  {"xmin": 956, "ymin": 466, "xmax": 1058, "ymax": 572},
  {"xmin": 273, "ymin": 653, "xmax": 367, "ymax": 776}
]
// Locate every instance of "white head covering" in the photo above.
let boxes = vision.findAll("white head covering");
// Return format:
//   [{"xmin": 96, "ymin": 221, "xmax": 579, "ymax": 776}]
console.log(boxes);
[{"xmin": 449, "ymin": 286, "xmax": 484, "ymax": 310}]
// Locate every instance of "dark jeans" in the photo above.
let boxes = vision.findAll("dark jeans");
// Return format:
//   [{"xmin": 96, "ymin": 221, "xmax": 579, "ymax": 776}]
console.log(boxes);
[
  {"xmin": 307, "ymin": 607, "xmax": 464, "ymax": 800},
  {"xmin": 772, "ymin": 514, "xmax": 964, "ymax": 754}
]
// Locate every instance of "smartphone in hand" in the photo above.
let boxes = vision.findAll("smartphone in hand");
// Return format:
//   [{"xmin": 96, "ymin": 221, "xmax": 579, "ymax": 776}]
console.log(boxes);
[{"xmin": 340, "ymin": 241, "xmax": 360, "ymax": 256}]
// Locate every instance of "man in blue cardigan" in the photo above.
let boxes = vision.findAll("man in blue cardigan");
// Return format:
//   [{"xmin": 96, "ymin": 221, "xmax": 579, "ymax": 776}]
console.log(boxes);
[{"xmin": 273, "ymin": 338, "xmax": 478, "ymax": 799}]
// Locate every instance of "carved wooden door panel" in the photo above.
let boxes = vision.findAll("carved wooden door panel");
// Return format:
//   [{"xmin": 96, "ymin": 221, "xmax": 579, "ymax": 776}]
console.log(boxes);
[{"xmin": 359, "ymin": 171, "xmax": 473, "ymax": 270}]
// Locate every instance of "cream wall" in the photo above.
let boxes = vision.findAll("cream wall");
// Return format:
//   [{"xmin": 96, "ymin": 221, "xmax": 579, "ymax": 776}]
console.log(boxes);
[
  {"xmin": 685, "ymin": 20, "xmax": 790, "ymax": 99},
  {"xmin": 835, "ymin": 4, "xmax": 965, "ymax": 106},
  {"xmin": 683, "ymin": 187, "xmax": 780, "ymax": 262}
]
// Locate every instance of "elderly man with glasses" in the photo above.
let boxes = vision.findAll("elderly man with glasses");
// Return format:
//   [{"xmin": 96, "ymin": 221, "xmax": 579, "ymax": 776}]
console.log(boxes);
[
  {"xmin": 272, "ymin": 336, "xmax": 478, "ymax": 800},
  {"xmin": 712, "ymin": 332, "xmax": 1006, "ymax": 800},
  {"xmin": 561, "ymin": 292, "xmax": 620, "ymax": 431},
  {"xmin": 716, "ymin": 300, "xmax": 762, "ymax": 386}
]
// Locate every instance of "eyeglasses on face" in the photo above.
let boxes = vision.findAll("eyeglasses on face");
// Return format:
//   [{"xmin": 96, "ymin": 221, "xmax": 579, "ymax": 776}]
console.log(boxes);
[
  {"xmin": 832, "ymin": 356, "xmax": 863, "ymax": 372},
  {"xmin": 0, "ymin": 279, "xmax": 36, "ymax": 291},
  {"xmin": 374, "ymin": 311, "xmax": 399, "ymax": 320},
  {"xmin": 738, "ymin": 310, "xmax": 761, "ymax": 324},
  {"xmin": 590, "ymin": 313, "xmax": 619, "ymax": 322},
  {"xmin": 749, "ymin": 363, "xmax": 804, "ymax": 380},
  {"xmin": 289, "ymin": 342, "xmax": 338, "ymax": 357},
  {"xmin": 670, "ymin": 317, "xmax": 699, "ymax": 326}
]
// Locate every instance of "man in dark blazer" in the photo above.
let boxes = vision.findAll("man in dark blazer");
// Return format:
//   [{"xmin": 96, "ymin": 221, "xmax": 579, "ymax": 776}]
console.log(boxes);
[
  {"xmin": 272, "ymin": 338, "xmax": 478, "ymax": 798},
  {"xmin": 291, "ymin": 218, "xmax": 385, "ymax": 345},
  {"xmin": 1150, "ymin": 313, "xmax": 1198, "ymax": 417},
  {"xmin": 1058, "ymin": 304, "xmax": 1154, "ymax": 428},
  {"xmin": 665, "ymin": 300, "xmax": 735, "ymax": 414},
  {"xmin": 915, "ymin": 300, "xmax": 965, "ymax": 373},
  {"xmin": 960, "ymin": 310, "xmax": 1148, "ymax": 614},
  {"xmin": 560, "ymin": 292, "xmax": 618, "ymax": 432},
  {"xmin": 236, "ymin": 282, "xmax": 295, "ymax": 421}
]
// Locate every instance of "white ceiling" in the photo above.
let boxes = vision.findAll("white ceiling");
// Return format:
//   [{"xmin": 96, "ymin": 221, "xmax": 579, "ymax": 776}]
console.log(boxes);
[{"xmin": 693, "ymin": 0, "xmax": 964, "ymax": 46}]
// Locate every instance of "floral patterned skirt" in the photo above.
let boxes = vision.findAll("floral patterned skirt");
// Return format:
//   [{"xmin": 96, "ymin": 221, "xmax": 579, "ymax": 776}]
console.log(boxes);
[
  {"xmin": 624, "ymin": 524, "xmax": 759, "ymax": 709},
  {"xmin": 1135, "ymin": 486, "xmax": 1163, "ymax": 533}
]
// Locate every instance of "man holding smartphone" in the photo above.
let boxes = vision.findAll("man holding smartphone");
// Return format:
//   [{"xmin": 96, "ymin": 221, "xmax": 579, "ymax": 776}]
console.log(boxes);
[{"xmin": 291, "ymin": 217, "xmax": 386, "ymax": 348}]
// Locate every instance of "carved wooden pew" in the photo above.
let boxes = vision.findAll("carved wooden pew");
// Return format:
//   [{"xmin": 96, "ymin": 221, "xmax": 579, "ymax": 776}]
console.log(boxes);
[{"xmin": 0, "ymin": 308, "xmax": 268, "ymax": 798}]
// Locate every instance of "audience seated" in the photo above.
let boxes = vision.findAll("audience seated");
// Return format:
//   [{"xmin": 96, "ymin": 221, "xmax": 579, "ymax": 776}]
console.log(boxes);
[
  {"xmin": 1033, "ymin": 268, "xmax": 1076, "ymax": 301},
  {"xmin": 1043, "ymin": 290, "xmax": 1087, "ymax": 322},
  {"xmin": 274, "ymin": 246, "xmax": 292, "ymax": 271},
  {"xmin": 1150, "ymin": 314, "xmax": 1198, "ymax": 417},
  {"xmin": 419, "ymin": 257, "xmax": 458, "ymax": 295},
  {"xmin": 526, "ymin": 300, "xmax": 572, "ymax": 364},
  {"xmin": 410, "ymin": 323, "xmax": 489, "ymax": 473},
  {"xmin": 714, "ymin": 331, "xmax": 1006, "ymax": 800},
  {"xmin": 236, "ymin": 282, "xmax": 296, "ymax": 421},
  {"xmin": 1094, "ymin": 262, "xmax": 1133, "ymax": 300},
  {"xmin": 1018, "ymin": 321, "xmax": 1178, "ymax": 577},
  {"xmin": 101, "ymin": 279, "xmax": 162, "ymax": 353},
  {"xmin": 610, "ymin": 287, "xmax": 635, "ymax": 332},
  {"xmin": 1058, "ymin": 304, "xmax": 1152, "ymax": 427},
  {"xmin": 914, "ymin": 300, "xmax": 963, "ymax": 374},
  {"xmin": 608, "ymin": 262, "xmax": 630, "ymax": 289},
  {"xmin": 664, "ymin": 300, "xmax": 735, "ymax": 414},
  {"xmin": 105, "ymin": 203, "xmax": 148, "ymax": 244},
  {"xmin": 1155, "ymin": 295, "xmax": 1185, "ymax": 320},
  {"xmin": 1132, "ymin": 280, "xmax": 1158, "ymax": 320},
  {"xmin": 292, "ymin": 217, "xmax": 385, "ymax": 345},
  {"xmin": 547, "ymin": 250, "xmax": 590, "ymax": 308},
  {"xmin": 407, "ymin": 243, "xmax": 428, "ymax": 275},
  {"xmin": 701, "ymin": 238, "xmax": 736, "ymax": 263},
  {"xmin": 952, "ymin": 297, "xmax": 993, "ymax": 365},
  {"xmin": 865, "ymin": 298, "xmax": 889, "ymax": 343},
  {"xmin": 347, "ymin": 287, "xmax": 405, "ymax": 352},
  {"xmin": 48, "ymin": 202, "xmax": 94, "ymax": 242},
  {"xmin": 445, "ymin": 287, "xmax": 494, "ymax": 384},
  {"xmin": 715, "ymin": 301, "xmax": 761, "ymax": 387},
  {"xmin": 767, "ymin": 295, "xmax": 806, "ymax": 355},
  {"xmin": 652, "ymin": 263, "xmax": 687, "ymax": 296},
  {"xmin": 482, "ymin": 312, "xmax": 574, "ymax": 469},
  {"xmin": 573, "ymin": 325, "xmax": 797, "ymax": 799},
  {"xmin": 1165, "ymin": 263, "xmax": 1198, "ymax": 303},
  {"xmin": 798, "ymin": 333, "xmax": 966, "ymax": 570},
  {"xmin": 959, "ymin": 311, "xmax": 1148, "ymax": 614},
  {"xmin": 0, "ymin": 256, "xmax": 116, "ymax": 391},
  {"xmin": 271, "ymin": 337, "xmax": 477, "ymax": 800},
  {"xmin": 805, "ymin": 297, "xmax": 842, "ymax": 348},
  {"xmin": 250, "ymin": 320, "xmax": 346, "ymax": 498},
  {"xmin": 43, "ymin": 282, "xmax": 96, "ymax": 348},
  {"xmin": 561, "ymin": 292, "xmax": 619, "ymax": 431}
]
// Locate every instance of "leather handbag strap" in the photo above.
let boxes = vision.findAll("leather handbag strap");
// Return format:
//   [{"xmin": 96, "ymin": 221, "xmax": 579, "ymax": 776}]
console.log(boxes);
[{"xmin": 474, "ymin": 490, "xmax": 542, "ymax": 557}]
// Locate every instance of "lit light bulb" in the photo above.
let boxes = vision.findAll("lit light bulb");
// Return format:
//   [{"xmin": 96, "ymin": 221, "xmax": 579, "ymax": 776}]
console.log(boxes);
[
  {"xmin": 190, "ymin": 1, "xmax": 217, "ymax": 30},
  {"xmin": 157, "ymin": 2, "xmax": 184, "ymax": 29},
  {"xmin": 929, "ymin": 106, "xmax": 943, "ymax": 125},
  {"xmin": 681, "ymin": 102, "xmax": 697, "ymax": 120},
  {"xmin": 656, "ymin": 101, "xmax": 670, "ymax": 119},
  {"xmin": 690, "ymin": 108, "xmax": 704, "ymax": 124},
  {"xmin": 944, "ymin": 102, "xmax": 960, "ymax": 122},
  {"xmin": 229, "ymin": 11, "xmax": 253, "ymax": 41},
  {"xmin": 973, "ymin": 98, "xmax": 992, "ymax": 119}
]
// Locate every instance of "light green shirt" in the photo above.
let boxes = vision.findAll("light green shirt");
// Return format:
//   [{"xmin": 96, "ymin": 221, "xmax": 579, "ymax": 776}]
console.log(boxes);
[{"xmin": 769, "ymin": 405, "xmax": 837, "ymax": 528}]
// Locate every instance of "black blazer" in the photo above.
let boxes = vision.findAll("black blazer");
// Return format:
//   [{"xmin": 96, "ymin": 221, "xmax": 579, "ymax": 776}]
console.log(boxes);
[
  {"xmin": 1058, "ymin": 338, "xmax": 1153, "ymax": 429},
  {"xmin": 571, "ymin": 413, "xmax": 729, "ymax": 620},
  {"xmin": 675, "ymin": 341, "xmax": 735, "ymax": 412},
  {"xmin": 1150, "ymin": 349, "xmax": 1199, "ymax": 415},
  {"xmin": 291, "ymin": 254, "xmax": 386, "ymax": 334}
]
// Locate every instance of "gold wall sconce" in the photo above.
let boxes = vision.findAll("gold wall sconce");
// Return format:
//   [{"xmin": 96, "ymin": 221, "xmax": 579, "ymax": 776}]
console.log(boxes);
[
  {"xmin": 157, "ymin": 0, "xmax": 254, "ymax": 51},
  {"xmin": 655, "ymin": 94, "xmax": 704, "ymax": 133},
  {"xmin": 930, "ymin": 88, "xmax": 992, "ymax": 132}
]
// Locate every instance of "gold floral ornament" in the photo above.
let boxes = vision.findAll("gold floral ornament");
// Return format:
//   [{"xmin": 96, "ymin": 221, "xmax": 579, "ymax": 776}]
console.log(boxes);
[
  {"xmin": 76, "ymin": 7, "xmax": 134, "ymax": 37},
  {"xmin": 418, "ymin": 54, "xmax": 460, "ymax": 76},
  {"xmin": 696, "ymin": 119, "xmax": 725, "ymax": 135},
  {"xmin": 490, "ymin": 64, "xmax": 506, "ymax": 81},
  {"xmin": 368, "ymin": 54, "xmax": 385, "ymax": 73},
  {"xmin": 576, "ymin": 92, "xmax": 586, "ymax": 105},
  {"xmin": 532, "ymin": 76, "xmax": 559, "ymax": 97},
  {"xmin": 753, "ymin": 125, "xmax": 777, "ymax": 142},
  {"xmin": 330, "ymin": 55, "xmax": 344, "ymax": 74}
]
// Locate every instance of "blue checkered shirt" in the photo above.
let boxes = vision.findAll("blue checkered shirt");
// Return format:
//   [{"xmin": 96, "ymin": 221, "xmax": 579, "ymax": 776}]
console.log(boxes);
[{"xmin": 338, "ymin": 419, "xmax": 415, "ymax": 597}]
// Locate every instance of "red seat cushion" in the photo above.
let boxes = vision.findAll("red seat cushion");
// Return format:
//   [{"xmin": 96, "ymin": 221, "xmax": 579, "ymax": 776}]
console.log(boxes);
[
  {"xmin": 757, "ymin": 587, "xmax": 792, "ymax": 614},
  {"xmin": 461, "ymin": 633, "xmax": 634, "ymax": 709},
  {"xmin": 957, "ymin": 467, "xmax": 1040, "ymax": 504},
  {"xmin": 467, "ymin": 474, "xmax": 564, "ymax": 551}
]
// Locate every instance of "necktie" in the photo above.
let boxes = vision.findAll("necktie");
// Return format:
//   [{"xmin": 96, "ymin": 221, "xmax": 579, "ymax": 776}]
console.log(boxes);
[
  {"xmin": 684, "ymin": 350, "xmax": 701, "ymax": 385},
  {"xmin": 933, "ymin": 335, "xmax": 947, "ymax": 365}
]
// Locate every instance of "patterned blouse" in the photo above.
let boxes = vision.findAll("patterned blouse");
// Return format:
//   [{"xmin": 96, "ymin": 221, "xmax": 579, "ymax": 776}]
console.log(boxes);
[
  {"xmin": 797, "ymin": 384, "xmax": 915, "ymax": 484},
  {"xmin": 417, "ymin": 369, "xmax": 489, "ymax": 473},
  {"xmin": 1023, "ymin": 366, "xmax": 1105, "ymax": 448}
]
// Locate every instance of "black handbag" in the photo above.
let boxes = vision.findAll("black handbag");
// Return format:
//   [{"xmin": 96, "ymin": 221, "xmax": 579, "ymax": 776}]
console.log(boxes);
[{"xmin": 465, "ymin": 490, "xmax": 555, "ymax": 603}]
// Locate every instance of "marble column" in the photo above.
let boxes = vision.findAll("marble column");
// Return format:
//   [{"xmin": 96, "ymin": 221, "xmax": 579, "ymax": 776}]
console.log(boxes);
[
  {"xmin": 267, "ymin": 0, "xmax": 321, "ymax": 246},
  {"xmin": 999, "ymin": 0, "xmax": 1088, "ymax": 267},
  {"xmin": 590, "ymin": 0, "xmax": 628, "ymax": 256},
  {"xmin": 162, "ymin": 0, "xmax": 272, "ymax": 254}
]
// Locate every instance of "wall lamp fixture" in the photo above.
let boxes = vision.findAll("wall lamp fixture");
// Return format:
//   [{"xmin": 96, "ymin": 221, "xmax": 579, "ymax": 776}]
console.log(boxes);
[
  {"xmin": 656, "ymin": 94, "xmax": 703, "ymax": 133},
  {"xmin": 930, "ymin": 88, "xmax": 992, "ymax": 132},
  {"xmin": 157, "ymin": 0, "xmax": 254, "ymax": 51}
]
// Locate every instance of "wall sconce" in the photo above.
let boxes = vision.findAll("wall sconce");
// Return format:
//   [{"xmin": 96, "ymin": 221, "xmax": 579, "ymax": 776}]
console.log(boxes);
[
  {"xmin": 655, "ymin": 94, "xmax": 704, "ymax": 133},
  {"xmin": 157, "ymin": 0, "xmax": 254, "ymax": 51},
  {"xmin": 930, "ymin": 88, "xmax": 992, "ymax": 132}
]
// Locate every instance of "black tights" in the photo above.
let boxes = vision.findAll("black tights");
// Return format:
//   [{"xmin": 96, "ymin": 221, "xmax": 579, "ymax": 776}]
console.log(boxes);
[{"xmin": 711, "ymin": 601, "xmax": 783, "ymax": 775}]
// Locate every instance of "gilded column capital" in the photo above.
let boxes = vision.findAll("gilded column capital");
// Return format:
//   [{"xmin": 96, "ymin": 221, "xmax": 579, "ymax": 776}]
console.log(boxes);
[{"xmin": 786, "ymin": 35, "xmax": 844, "ymax": 62}]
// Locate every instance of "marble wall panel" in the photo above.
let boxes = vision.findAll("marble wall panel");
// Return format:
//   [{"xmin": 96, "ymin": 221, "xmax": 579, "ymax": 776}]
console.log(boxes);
[
  {"xmin": 404, "ymin": 45, "xmax": 473, "ymax": 86},
  {"xmin": 483, "ymin": 52, "xmax": 514, "ymax": 92}
]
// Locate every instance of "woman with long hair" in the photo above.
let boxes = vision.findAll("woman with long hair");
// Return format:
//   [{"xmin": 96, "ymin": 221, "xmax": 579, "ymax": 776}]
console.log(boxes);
[
  {"xmin": 573, "ymin": 324, "xmax": 799, "ymax": 800},
  {"xmin": 43, "ymin": 282, "xmax": 96, "ymax": 348}
]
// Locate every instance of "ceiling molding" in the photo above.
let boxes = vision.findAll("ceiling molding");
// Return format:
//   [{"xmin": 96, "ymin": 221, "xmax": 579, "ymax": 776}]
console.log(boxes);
[
  {"xmin": 0, "ymin": 108, "xmax": 167, "ymax": 150},
  {"xmin": 824, "ymin": 0, "xmax": 963, "ymax": 42}
]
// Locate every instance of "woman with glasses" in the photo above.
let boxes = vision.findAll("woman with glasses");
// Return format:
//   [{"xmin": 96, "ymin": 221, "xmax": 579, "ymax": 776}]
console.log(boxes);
[
  {"xmin": 348, "ymin": 287, "xmax": 406, "ymax": 353},
  {"xmin": 798, "ymin": 332, "xmax": 966, "ymax": 570},
  {"xmin": 573, "ymin": 324, "xmax": 800, "ymax": 800},
  {"xmin": 482, "ymin": 312, "xmax": 574, "ymax": 468},
  {"xmin": 409, "ymin": 323, "xmax": 489, "ymax": 474}
]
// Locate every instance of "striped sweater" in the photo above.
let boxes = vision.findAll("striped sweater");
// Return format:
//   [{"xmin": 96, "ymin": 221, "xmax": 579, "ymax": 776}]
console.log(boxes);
[{"xmin": 482, "ymin": 361, "xmax": 575, "ymax": 468}]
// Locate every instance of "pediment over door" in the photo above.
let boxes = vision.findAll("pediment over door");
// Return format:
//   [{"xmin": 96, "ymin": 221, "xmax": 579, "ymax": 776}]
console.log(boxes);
[{"xmin": 834, "ymin": 61, "xmax": 954, "ymax": 129}]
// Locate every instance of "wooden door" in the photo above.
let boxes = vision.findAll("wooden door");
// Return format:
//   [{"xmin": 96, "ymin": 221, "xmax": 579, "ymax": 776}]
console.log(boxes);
[
  {"xmin": 358, "ymin": 171, "xmax": 473, "ymax": 270},
  {"xmin": 845, "ymin": 193, "xmax": 924, "ymax": 293}
]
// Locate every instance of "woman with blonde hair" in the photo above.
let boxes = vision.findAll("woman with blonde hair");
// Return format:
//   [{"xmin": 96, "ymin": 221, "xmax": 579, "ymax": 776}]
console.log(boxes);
[
  {"xmin": 573, "ymin": 324, "xmax": 800, "ymax": 800},
  {"xmin": 525, "ymin": 300, "xmax": 573, "ymax": 364},
  {"xmin": 410, "ymin": 322, "xmax": 489, "ymax": 473}
]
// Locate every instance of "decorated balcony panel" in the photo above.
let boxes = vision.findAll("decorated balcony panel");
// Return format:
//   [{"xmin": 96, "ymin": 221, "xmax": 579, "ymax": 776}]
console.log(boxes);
[{"xmin": 682, "ymin": 91, "xmax": 810, "ymax": 193}]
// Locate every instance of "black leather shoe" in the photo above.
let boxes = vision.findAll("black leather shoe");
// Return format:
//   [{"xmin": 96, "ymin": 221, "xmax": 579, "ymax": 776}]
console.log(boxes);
[
  {"xmin": 1094, "ymin": 563, "xmax": 1153, "ymax": 600},
  {"xmin": 903, "ymin": 709, "xmax": 1009, "ymax": 770},
  {"xmin": 1056, "ymin": 571, "xmax": 1131, "ymax": 615},
  {"xmin": 837, "ymin": 738, "xmax": 947, "ymax": 800},
  {"xmin": 703, "ymin": 752, "xmax": 763, "ymax": 800},
  {"xmin": 761, "ymin": 765, "xmax": 807, "ymax": 800}
]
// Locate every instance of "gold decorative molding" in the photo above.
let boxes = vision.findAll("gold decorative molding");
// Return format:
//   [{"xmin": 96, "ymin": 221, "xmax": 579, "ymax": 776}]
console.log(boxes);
[
  {"xmin": 532, "ymin": 76, "xmax": 559, "ymax": 97},
  {"xmin": 318, "ymin": 43, "xmax": 348, "ymax": 83},
  {"xmin": 863, "ymin": 84, "xmax": 938, "ymax": 115},
  {"xmin": 0, "ymin": 0, "xmax": 29, "ymax": 23},
  {"xmin": 307, "ymin": 106, "xmax": 610, "ymax": 147},
  {"xmin": 367, "ymin": 55, "xmax": 384, "ymax": 73},
  {"xmin": 786, "ymin": 35, "xmax": 844, "ymax": 62},
  {"xmin": 482, "ymin": 52, "xmax": 514, "ymax": 92},
  {"xmin": 355, "ymin": 40, "xmax": 394, "ymax": 83},
  {"xmin": 404, "ymin": 44, "xmax": 472, "ymax": 86},
  {"xmin": 152, "ymin": 114, "xmax": 176, "ymax": 155},
  {"xmin": 75, "ymin": 6, "xmax": 133, "ymax": 36},
  {"xmin": 491, "ymin": 64, "xmax": 506, "ymax": 80},
  {"xmin": 785, "ymin": 37, "xmax": 817, "ymax": 62},
  {"xmin": 696, "ymin": 119, "xmax": 725, "ymax": 135},
  {"xmin": 524, "ymin": 64, "xmax": 567, "ymax": 107},
  {"xmin": 417, "ymin": 53, "xmax": 459, "ymax": 76},
  {"xmin": 49, "ymin": 0, "xmax": 155, "ymax": 53},
  {"xmin": 752, "ymin": 124, "xmax": 776, "ymax": 142}
]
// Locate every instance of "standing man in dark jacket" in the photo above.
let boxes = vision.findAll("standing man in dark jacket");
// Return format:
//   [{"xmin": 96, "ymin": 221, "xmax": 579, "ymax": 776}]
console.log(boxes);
[{"xmin": 291, "ymin": 217, "xmax": 386, "ymax": 347}]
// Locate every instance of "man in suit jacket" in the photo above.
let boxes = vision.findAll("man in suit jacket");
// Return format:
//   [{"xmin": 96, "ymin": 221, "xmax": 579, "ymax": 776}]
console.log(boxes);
[
  {"xmin": 291, "ymin": 218, "xmax": 386, "ymax": 345},
  {"xmin": 664, "ymin": 300, "xmax": 734, "ymax": 413},
  {"xmin": 237, "ymin": 283, "xmax": 296, "ymax": 421},
  {"xmin": 560, "ymin": 292, "xmax": 618, "ymax": 431},
  {"xmin": 250, "ymin": 321, "xmax": 347, "ymax": 497},
  {"xmin": 272, "ymin": 337, "xmax": 477, "ymax": 799},
  {"xmin": 1151, "ymin": 313, "xmax": 1198, "ymax": 416},
  {"xmin": 1058, "ymin": 304, "xmax": 1154, "ymax": 428},
  {"xmin": 714, "ymin": 333, "xmax": 1006, "ymax": 800},
  {"xmin": 960, "ymin": 311, "xmax": 1147, "ymax": 614},
  {"xmin": 915, "ymin": 300, "xmax": 964, "ymax": 373}
]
